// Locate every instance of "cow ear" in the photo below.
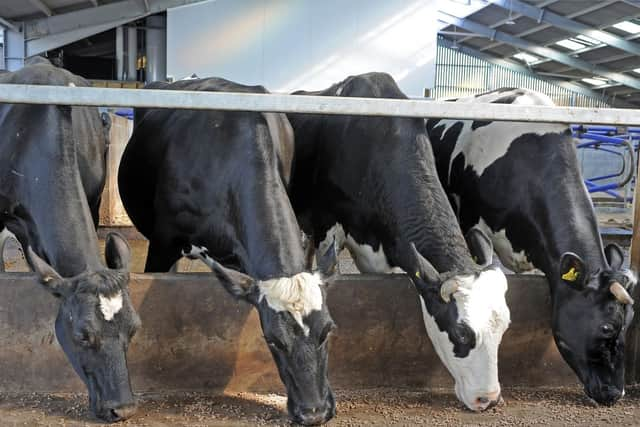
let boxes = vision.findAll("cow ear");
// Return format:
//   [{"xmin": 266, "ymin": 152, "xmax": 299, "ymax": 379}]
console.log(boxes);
[
  {"xmin": 604, "ymin": 243, "xmax": 624, "ymax": 271},
  {"xmin": 105, "ymin": 232, "xmax": 131, "ymax": 271},
  {"xmin": 559, "ymin": 252, "xmax": 586, "ymax": 289},
  {"xmin": 206, "ymin": 258, "xmax": 257, "ymax": 300},
  {"xmin": 407, "ymin": 243, "xmax": 441, "ymax": 292},
  {"xmin": 466, "ymin": 226, "xmax": 493, "ymax": 268},
  {"xmin": 26, "ymin": 246, "xmax": 69, "ymax": 298},
  {"xmin": 318, "ymin": 237, "xmax": 340, "ymax": 278}
]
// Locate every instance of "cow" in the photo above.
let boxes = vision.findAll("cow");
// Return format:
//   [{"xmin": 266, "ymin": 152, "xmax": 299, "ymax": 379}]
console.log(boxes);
[
  {"xmin": 288, "ymin": 72, "xmax": 511, "ymax": 412},
  {"xmin": 426, "ymin": 87, "xmax": 636, "ymax": 406},
  {"xmin": 0, "ymin": 58, "xmax": 140, "ymax": 421},
  {"xmin": 117, "ymin": 77, "xmax": 337, "ymax": 425}
]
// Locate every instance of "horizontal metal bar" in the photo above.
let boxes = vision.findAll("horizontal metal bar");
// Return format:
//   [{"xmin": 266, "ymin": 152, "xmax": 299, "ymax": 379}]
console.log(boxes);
[{"xmin": 4, "ymin": 84, "xmax": 640, "ymax": 125}]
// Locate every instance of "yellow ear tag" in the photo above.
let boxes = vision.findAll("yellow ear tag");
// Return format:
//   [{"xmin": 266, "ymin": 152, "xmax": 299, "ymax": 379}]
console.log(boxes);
[
  {"xmin": 415, "ymin": 271, "xmax": 421, "ymax": 279},
  {"xmin": 562, "ymin": 267, "xmax": 579, "ymax": 282}
]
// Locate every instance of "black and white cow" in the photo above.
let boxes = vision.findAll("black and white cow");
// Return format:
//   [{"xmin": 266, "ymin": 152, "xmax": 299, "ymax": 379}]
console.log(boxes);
[
  {"xmin": 427, "ymin": 87, "xmax": 636, "ymax": 406},
  {"xmin": 289, "ymin": 72, "xmax": 510, "ymax": 411},
  {"xmin": 0, "ymin": 58, "xmax": 139, "ymax": 421},
  {"xmin": 117, "ymin": 78, "xmax": 336, "ymax": 425}
]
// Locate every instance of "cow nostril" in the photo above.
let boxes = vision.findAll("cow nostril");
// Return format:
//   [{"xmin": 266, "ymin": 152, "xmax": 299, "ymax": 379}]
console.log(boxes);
[
  {"xmin": 110, "ymin": 409, "xmax": 120, "ymax": 421},
  {"xmin": 110, "ymin": 403, "xmax": 137, "ymax": 421},
  {"xmin": 477, "ymin": 396, "xmax": 489, "ymax": 404}
]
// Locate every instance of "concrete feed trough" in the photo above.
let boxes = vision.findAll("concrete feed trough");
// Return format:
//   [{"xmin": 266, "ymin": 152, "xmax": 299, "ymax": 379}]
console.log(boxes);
[{"xmin": 0, "ymin": 272, "xmax": 577, "ymax": 393}]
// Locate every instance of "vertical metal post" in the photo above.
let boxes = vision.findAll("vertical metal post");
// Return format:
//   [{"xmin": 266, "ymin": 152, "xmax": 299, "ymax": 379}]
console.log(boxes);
[
  {"xmin": 627, "ymin": 150, "xmax": 640, "ymax": 384},
  {"xmin": 5, "ymin": 25, "xmax": 24, "ymax": 71},
  {"xmin": 127, "ymin": 26, "xmax": 137, "ymax": 81},
  {"xmin": 145, "ymin": 15, "xmax": 166, "ymax": 83},
  {"xmin": 116, "ymin": 26, "xmax": 124, "ymax": 80},
  {"xmin": 0, "ymin": 28, "xmax": 5, "ymax": 70}
]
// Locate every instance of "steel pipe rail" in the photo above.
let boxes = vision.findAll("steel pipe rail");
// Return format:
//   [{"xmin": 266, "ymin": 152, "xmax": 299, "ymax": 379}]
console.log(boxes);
[{"xmin": 3, "ymin": 84, "xmax": 640, "ymax": 124}]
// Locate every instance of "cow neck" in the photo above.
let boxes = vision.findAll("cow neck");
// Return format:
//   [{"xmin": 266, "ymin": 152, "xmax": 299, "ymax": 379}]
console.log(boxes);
[
  {"xmin": 532, "ymin": 187, "xmax": 608, "ymax": 284},
  {"xmin": 387, "ymin": 138, "xmax": 477, "ymax": 275},
  {"xmin": 398, "ymin": 191, "xmax": 476, "ymax": 275},
  {"xmin": 26, "ymin": 111, "xmax": 103, "ymax": 278},
  {"xmin": 229, "ymin": 171, "xmax": 306, "ymax": 281}
]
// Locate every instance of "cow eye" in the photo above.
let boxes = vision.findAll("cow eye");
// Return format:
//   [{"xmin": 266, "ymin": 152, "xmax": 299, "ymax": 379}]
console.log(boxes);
[
  {"xmin": 456, "ymin": 325, "xmax": 473, "ymax": 345},
  {"xmin": 265, "ymin": 337, "xmax": 287, "ymax": 352},
  {"xmin": 74, "ymin": 330, "xmax": 96, "ymax": 348},
  {"xmin": 601, "ymin": 323, "xmax": 616, "ymax": 338}
]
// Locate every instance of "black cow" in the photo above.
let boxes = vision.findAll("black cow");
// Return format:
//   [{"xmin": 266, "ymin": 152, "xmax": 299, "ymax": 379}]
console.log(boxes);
[
  {"xmin": 118, "ymin": 78, "xmax": 336, "ymax": 425},
  {"xmin": 0, "ymin": 58, "xmax": 139, "ymax": 421},
  {"xmin": 289, "ymin": 72, "xmax": 510, "ymax": 412},
  {"xmin": 427, "ymin": 87, "xmax": 636, "ymax": 405}
]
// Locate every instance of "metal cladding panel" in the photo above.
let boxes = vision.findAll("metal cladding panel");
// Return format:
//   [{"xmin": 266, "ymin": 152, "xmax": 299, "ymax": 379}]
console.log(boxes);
[
  {"xmin": 433, "ymin": 40, "xmax": 609, "ymax": 108},
  {"xmin": 166, "ymin": 0, "xmax": 438, "ymax": 97}
]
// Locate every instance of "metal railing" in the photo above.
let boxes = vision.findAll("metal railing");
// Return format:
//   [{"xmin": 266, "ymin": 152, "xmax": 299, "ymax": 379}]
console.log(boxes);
[{"xmin": 2, "ymin": 84, "xmax": 640, "ymax": 125}]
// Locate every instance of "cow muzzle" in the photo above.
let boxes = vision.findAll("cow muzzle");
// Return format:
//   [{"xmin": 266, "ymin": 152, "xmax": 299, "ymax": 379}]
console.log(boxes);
[
  {"xmin": 586, "ymin": 384, "xmax": 623, "ymax": 406},
  {"xmin": 290, "ymin": 391, "xmax": 336, "ymax": 425},
  {"xmin": 474, "ymin": 391, "xmax": 503, "ymax": 411}
]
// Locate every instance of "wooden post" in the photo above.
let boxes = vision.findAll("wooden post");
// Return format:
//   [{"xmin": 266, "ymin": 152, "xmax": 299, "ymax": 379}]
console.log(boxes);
[
  {"xmin": 99, "ymin": 113, "xmax": 133, "ymax": 227},
  {"xmin": 627, "ymin": 148, "xmax": 640, "ymax": 384}
]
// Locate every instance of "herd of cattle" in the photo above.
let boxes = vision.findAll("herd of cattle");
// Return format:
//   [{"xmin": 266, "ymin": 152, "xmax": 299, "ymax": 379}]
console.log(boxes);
[{"xmin": 0, "ymin": 58, "xmax": 636, "ymax": 425}]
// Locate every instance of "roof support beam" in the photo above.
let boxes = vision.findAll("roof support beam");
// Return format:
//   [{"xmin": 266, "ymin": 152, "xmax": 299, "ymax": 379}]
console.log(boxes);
[
  {"xmin": 479, "ymin": 1, "xmax": 616, "ymax": 52},
  {"xmin": 25, "ymin": 0, "xmax": 206, "ymax": 40},
  {"xmin": 455, "ymin": 0, "xmax": 558, "ymax": 44},
  {"xmin": 436, "ymin": 37, "xmax": 633, "ymax": 108},
  {"xmin": 545, "ymin": 33, "xmax": 640, "ymax": 72},
  {"xmin": 438, "ymin": 12, "xmax": 640, "ymax": 90},
  {"xmin": 0, "ymin": 16, "xmax": 20, "ymax": 33},
  {"xmin": 25, "ymin": 0, "xmax": 208, "ymax": 56},
  {"xmin": 28, "ymin": 0, "xmax": 53, "ymax": 17},
  {"xmin": 489, "ymin": 0, "xmax": 640, "ymax": 57}
]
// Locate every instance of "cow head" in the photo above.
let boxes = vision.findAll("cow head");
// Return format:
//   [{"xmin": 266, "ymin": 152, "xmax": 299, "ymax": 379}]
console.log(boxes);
[
  {"xmin": 408, "ymin": 228, "xmax": 510, "ymax": 411},
  {"xmin": 27, "ymin": 233, "xmax": 140, "ymax": 422},
  {"xmin": 186, "ymin": 245, "xmax": 336, "ymax": 425},
  {"xmin": 552, "ymin": 244, "xmax": 636, "ymax": 406}
]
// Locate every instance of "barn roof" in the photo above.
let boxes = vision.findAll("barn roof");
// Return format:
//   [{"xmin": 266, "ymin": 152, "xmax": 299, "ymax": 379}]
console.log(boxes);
[{"xmin": 438, "ymin": 0, "xmax": 640, "ymax": 106}]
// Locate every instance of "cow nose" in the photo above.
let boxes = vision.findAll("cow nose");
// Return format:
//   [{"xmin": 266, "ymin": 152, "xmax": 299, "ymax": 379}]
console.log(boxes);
[
  {"xmin": 295, "ymin": 406, "xmax": 329, "ymax": 426},
  {"xmin": 475, "ymin": 391, "xmax": 502, "ymax": 411},
  {"xmin": 110, "ymin": 403, "xmax": 138, "ymax": 421}
]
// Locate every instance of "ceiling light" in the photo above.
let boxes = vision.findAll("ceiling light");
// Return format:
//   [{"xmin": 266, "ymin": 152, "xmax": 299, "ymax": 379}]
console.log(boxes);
[
  {"xmin": 513, "ymin": 52, "xmax": 539, "ymax": 63},
  {"xmin": 612, "ymin": 20, "xmax": 640, "ymax": 34},
  {"xmin": 556, "ymin": 39, "xmax": 585, "ymax": 51},
  {"xmin": 582, "ymin": 77, "xmax": 607, "ymax": 86}
]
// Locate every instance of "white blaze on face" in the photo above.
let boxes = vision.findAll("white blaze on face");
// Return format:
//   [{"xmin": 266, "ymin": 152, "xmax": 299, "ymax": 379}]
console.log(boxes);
[
  {"xmin": 419, "ymin": 268, "xmax": 510, "ymax": 411},
  {"xmin": 99, "ymin": 291, "xmax": 123, "ymax": 321},
  {"xmin": 258, "ymin": 273, "xmax": 324, "ymax": 336},
  {"xmin": 183, "ymin": 244, "xmax": 324, "ymax": 335}
]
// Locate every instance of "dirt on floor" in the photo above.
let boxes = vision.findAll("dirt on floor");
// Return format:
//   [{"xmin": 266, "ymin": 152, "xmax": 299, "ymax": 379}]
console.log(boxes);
[{"xmin": 2, "ymin": 386, "xmax": 640, "ymax": 427}]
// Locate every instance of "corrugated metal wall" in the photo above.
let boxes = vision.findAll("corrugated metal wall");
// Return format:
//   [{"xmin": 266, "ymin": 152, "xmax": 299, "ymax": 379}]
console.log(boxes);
[{"xmin": 433, "ymin": 40, "xmax": 609, "ymax": 108}]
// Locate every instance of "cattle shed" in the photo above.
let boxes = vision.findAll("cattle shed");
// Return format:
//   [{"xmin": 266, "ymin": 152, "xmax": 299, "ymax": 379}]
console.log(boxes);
[{"xmin": 3, "ymin": 1, "xmax": 640, "ymax": 426}]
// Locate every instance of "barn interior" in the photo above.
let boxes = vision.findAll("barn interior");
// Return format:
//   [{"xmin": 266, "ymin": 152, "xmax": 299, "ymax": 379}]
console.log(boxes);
[{"xmin": 1, "ymin": 1, "xmax": 640, "ymax": 425}]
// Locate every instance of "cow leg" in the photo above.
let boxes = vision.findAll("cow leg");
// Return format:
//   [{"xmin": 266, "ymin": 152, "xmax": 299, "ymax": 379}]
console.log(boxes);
[
  {"xmin": 301, "ymin": 232, "xmax": 316, "ymax": 270},
  {"xmin": 145, "ymin": 240, "xmax": 181, "ymax": 272},
  {"xmin": 0, "ymin": 227, "xmax": 16, "ymax": 273},
  {"xmin": 89, "ymin": 195, "xmax": 102, "ymax": 229}
]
